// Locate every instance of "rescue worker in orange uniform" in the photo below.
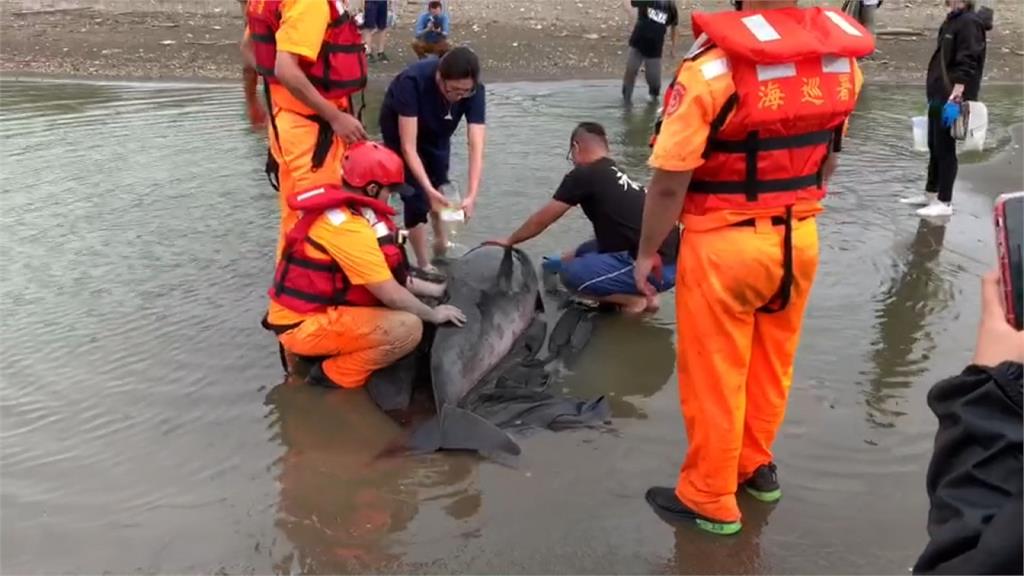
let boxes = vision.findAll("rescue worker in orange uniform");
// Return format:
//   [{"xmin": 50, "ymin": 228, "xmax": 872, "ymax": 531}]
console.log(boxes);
[
  {"xmin": 265, "ymin": 141, "xmax": 466, "ymax": 389},
  {"xmin": 244, "ymin": 0, "xmax": 370, "ymax": 256},
  {"xmin": 238, "ymin": 0, "xmax": 267, "ymax": 131},
  {"xmin": 634, "ymin": 0, "xmax": 873, "ymax": 534}
]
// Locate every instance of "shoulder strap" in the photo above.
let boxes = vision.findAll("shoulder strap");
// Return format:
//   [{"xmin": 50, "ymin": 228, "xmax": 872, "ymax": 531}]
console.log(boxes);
[
  {"xmin": 701, "ymin": 92, "xmax": 740, "ymax": 160},
  {"xmin": 284, "ymin": 211, "xmax": 322, "ymax": 253}
]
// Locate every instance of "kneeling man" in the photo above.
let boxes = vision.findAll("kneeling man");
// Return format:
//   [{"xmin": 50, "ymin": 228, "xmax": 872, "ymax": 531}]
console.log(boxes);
[{"xmin": 492, "ymin": 122, "xmax": 678, "ymax": 313}]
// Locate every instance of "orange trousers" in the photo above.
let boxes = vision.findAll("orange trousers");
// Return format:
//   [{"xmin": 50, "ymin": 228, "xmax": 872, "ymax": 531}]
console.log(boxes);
[
  {"xmin": 674, "ymin": 216, "xmax": 819, "ymax": 523},
  {"xmin": 268, "ymin": 107, "xmax": 346, "ymax": 259},
  {"xmin": 278, "ymin": 307, "xmax": 423, "ymax": 388}
]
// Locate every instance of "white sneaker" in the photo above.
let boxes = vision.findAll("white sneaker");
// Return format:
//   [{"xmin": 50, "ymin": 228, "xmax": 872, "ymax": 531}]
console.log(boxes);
[
  {"xmin": 916, "ymin": 201, "xmax": 954, "ymax": 217},
  {"xmin": 899, "ymin": 193, "xmax": 935, "ymax": 206}
]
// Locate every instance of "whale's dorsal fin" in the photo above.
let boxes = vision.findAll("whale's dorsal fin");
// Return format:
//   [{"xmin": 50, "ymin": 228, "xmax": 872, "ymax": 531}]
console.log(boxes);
[{"xmin": 495, "ymin": 246, "xmax": 514, "ymax": 293}]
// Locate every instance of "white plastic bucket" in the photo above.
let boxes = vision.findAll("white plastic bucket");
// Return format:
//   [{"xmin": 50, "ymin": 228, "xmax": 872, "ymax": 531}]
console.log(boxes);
[
  {"xmin": 912, "ymin": 116, "xmax": 928, "ymax": 152},
  {"xmin": 912, "ymin": 102, "xmax": 989, "ymax": 154},
  {"xmin": 958, "ymin": 101, "xmax": 988, "ymax": 153}
]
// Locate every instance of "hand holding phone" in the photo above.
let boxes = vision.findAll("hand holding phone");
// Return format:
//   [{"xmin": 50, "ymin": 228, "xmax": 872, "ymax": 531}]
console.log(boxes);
[
  {"xmin": 994, "ymin": 192, "xmax": 1023, "ymax": 331},
  {"xmin": 973, "ymin": 270, "xmax": 1024, "ymax": 366}
]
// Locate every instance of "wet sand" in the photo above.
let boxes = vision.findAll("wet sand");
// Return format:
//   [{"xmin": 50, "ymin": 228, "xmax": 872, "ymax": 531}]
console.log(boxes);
[
  {"xmin": 1, "ymin": 76, "xmax": 1022, "ymax": 574},
  {"xmin": 1, "ymin": 0, "xmax": 1022, "ymax": 84}
]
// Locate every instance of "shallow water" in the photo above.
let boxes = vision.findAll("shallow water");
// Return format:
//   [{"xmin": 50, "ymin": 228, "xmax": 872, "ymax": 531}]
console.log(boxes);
[{"xmin": 1, "ymin": 78, "xmax": 1022, "ymax": 574}]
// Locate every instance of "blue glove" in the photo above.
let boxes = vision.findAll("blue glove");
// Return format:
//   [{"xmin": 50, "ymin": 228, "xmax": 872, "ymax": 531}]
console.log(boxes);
[
  {"xmin": 941, "ymin": 101, "xmax": 961, "ymax": 128},
  {"xmin": 541, "ymin": 256, "xmax": 562, "ymax": 274}
]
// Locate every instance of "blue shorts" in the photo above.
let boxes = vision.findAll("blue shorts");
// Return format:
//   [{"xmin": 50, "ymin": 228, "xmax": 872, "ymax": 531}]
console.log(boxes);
[
  {"xmin": 548, "ymin": 240, "xmax": 676, "ymax": 297},
  {"xmin": 362, "ymin": 0, "xmax": 388, "ymax": 30}
]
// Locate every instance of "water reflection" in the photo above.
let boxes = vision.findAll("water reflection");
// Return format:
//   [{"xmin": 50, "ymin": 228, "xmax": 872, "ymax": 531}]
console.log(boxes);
[
  {"xmin": 1, "ymin": 78, "xmax": 1021, "ymax": 574},
  {"xmin": 663, "ymin": 495, "xmax": 775, "ymax": 575},
  {"xmin": 0, "ymin": 80, "xmax": 117, "ymax": 118},
  {"xmin": 265, "ymin": 383, "xmax": 479, "ymax": 573},
  {"xmin": 862, "ymin": 219, "xmax": 952, "ymax": 428},
  {"xmin": 617, "ymin": 104, "xmax": 659, "ymax": 175},
  {"xmin": 562, "ymin": 318, "xmax": 675, "ymax": 418}
]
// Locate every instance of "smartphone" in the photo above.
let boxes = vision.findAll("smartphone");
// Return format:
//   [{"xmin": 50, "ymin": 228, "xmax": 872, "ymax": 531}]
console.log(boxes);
[{"xmin": 995, "ymin": 191, "xmax": 1024, "ymax": 330}]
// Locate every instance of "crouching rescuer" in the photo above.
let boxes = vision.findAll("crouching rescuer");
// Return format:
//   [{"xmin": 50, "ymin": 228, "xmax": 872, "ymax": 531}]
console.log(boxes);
[{"xmin": 264, "ymin": 142, "xmax": 466, "ymax": 388}]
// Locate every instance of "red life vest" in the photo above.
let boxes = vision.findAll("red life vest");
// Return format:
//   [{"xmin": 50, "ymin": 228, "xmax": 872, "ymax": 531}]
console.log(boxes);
[
  {"xmin": 246, "ymin": 0, "xmax": 367, "ymax": 101},
  {"xmin": 269, "ymin": 185, "xmax": 409, "ymax": 314},
  {"xmin": 667, "ymin": 8, "xmax": 874, "ymax": 216}
]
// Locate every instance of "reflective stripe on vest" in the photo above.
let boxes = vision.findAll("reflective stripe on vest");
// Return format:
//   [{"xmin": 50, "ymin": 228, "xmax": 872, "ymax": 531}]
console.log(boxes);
[
  {"xmin": 269, "ymin": 206, "xmax": 407, "ymax": 314},
  {"xmin": 682, "ymin": 7, "xmax": 872, "ymax": 210},
  {"xmin": 246, "ymin": 0, "xmax": 367, "ymax": 98}
]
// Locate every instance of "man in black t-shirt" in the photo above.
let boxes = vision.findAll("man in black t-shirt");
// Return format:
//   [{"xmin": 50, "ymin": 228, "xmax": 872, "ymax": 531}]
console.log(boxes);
[
  {"xmin": 622, "ymin": 0, "xmax": 678, "ymax": 104},
  {"xmin": 490, "ymin": 122, "xmax": 679, "ymax": 313}
]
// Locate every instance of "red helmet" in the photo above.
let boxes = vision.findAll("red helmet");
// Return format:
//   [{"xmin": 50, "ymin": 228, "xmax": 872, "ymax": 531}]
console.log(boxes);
[{"xmin": 342, "ymin": 141, "xmax": 406, "ymax": 190}]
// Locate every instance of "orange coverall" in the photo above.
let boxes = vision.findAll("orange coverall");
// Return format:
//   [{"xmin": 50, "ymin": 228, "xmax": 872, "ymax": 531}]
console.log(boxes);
[{"xmin": 649, "ymin": 46, "xmax": 863, "ymax": 523}]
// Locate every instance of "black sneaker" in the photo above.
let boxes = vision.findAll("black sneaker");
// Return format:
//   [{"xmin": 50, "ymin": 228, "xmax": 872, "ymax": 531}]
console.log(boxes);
[
  {"xmin": 377, "ymin": 52, "xmax": 390, "ymax": 63},
  {"xmin": 741, "ymin": 463, "xmax": 781, "ymax": 503},
  {"xmin": 366, "ymin": 52, "xmax": 378, "ymax": 64},
  {"xmin": 645, "ymin": 487, "xmax": 742, "ymax": 536}
]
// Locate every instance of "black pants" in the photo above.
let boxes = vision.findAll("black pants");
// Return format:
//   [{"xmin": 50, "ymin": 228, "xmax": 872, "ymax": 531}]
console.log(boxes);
[{"xmin": 926, "ymin": 103, "xmax": 958, "ymax": 204}]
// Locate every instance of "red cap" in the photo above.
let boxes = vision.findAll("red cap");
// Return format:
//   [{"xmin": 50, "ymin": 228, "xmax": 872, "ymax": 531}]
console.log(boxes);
[{"xmin": 342, "ymin": 141, "xmax": 408, "ymax": 193}]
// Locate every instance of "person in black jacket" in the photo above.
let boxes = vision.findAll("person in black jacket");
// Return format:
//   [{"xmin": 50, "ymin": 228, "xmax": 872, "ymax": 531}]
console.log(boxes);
[
  {"xmin": 914, "ymin": 270, "xmax": 1023, "ymax": 575},
  {"xmin": 899, "ymin": 0, "xmax": 989, "ymax": 218},
  {"xmin": 621, "ymin": 0, "xmax": 678, "ymax": 105}
]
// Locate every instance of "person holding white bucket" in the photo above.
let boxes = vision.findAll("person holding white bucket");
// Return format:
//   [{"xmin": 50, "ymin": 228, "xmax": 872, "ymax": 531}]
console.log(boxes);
[{"xmin": 900, "ymin": 0, "xmax": 990, "ymax": 217}]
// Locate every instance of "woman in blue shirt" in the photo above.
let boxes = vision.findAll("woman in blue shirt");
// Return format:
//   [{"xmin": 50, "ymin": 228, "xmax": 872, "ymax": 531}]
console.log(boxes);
[{"xmin": 379, "ymin": 47, "xmax": 486, "ymax": 271}]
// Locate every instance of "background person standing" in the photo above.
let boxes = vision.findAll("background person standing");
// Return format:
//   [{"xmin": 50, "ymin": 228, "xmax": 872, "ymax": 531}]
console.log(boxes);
[
  {"xmin": 622, "ymin": 0, "xmax": 678, "ymax": 105},
  {"xmin": 899, "ymin": 0, "xmax": 988, "ymax": 217},
  {"xmin": 361, "ymin": 0, "xmax": 393, "ymax": 63},
  {"xmin": 843, "ymin": 0, "xmax": 881, "ymax": 35}
]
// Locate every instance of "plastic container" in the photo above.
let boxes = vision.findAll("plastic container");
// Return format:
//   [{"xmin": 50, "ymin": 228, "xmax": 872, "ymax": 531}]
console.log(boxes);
[
  {"xmin": 439, "ymin": 184, "xmax": 465, "ymax": 224},
  {"xmin": 912, "ymin": 102, "xmax": 988, "ymax": 154},
  {"xmin": 958, "ymin": 101, "xmax": 988, "ymax": 153},
  {"xmin": 437, "ymin": 183, "xmax": 468, "ymax": 259},
  {"xmin": 911, "ymin": 115, "xmax": 928, "ymax": 152}
]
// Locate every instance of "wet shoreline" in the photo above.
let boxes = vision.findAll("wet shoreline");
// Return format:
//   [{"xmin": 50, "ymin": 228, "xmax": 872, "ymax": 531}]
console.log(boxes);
[
  {"xmin": 1, "ymin": 79, "xmax": 1022, "ymax": 574},
  {"xmin": 8, "ymin": 68, "xmax": 1024, "ymax": 90},
  {"xmin": 2, "ymin": 2, "xmax": 1022, "ymax": 87}
]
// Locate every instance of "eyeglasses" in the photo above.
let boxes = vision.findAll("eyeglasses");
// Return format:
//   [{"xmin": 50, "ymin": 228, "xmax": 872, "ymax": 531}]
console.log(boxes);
[{"xmin": 441, "ymin": 79, "xmax": 477, "ymax": 100}]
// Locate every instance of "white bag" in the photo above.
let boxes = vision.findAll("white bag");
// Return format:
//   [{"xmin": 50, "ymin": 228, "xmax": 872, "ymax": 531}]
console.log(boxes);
[{"xmin": 957, "ymin": 101, "xmax": 988, "ymax": 153}]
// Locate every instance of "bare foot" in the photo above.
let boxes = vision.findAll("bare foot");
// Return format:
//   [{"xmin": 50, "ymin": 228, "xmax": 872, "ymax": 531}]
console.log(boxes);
[
  {"xmin": 644, "ymin": 295, "xmax": 661, "ymax": 313},
  {"xmin": 597, "ymin": 293, "xmax": 649, "ymax": 315},
  {"xmin": 619, "ymin": 300, "xmax": 649, "ymax": 315}
]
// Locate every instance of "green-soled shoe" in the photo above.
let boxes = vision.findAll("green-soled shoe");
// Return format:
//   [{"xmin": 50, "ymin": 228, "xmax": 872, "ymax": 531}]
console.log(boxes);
[
  {"xmin": 742, "ymin": 463, "xmax": 782, "ymax": 503},
  {"xmin": 645, "ymin": 487, "xmax": 742, "ymax": 536}
]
